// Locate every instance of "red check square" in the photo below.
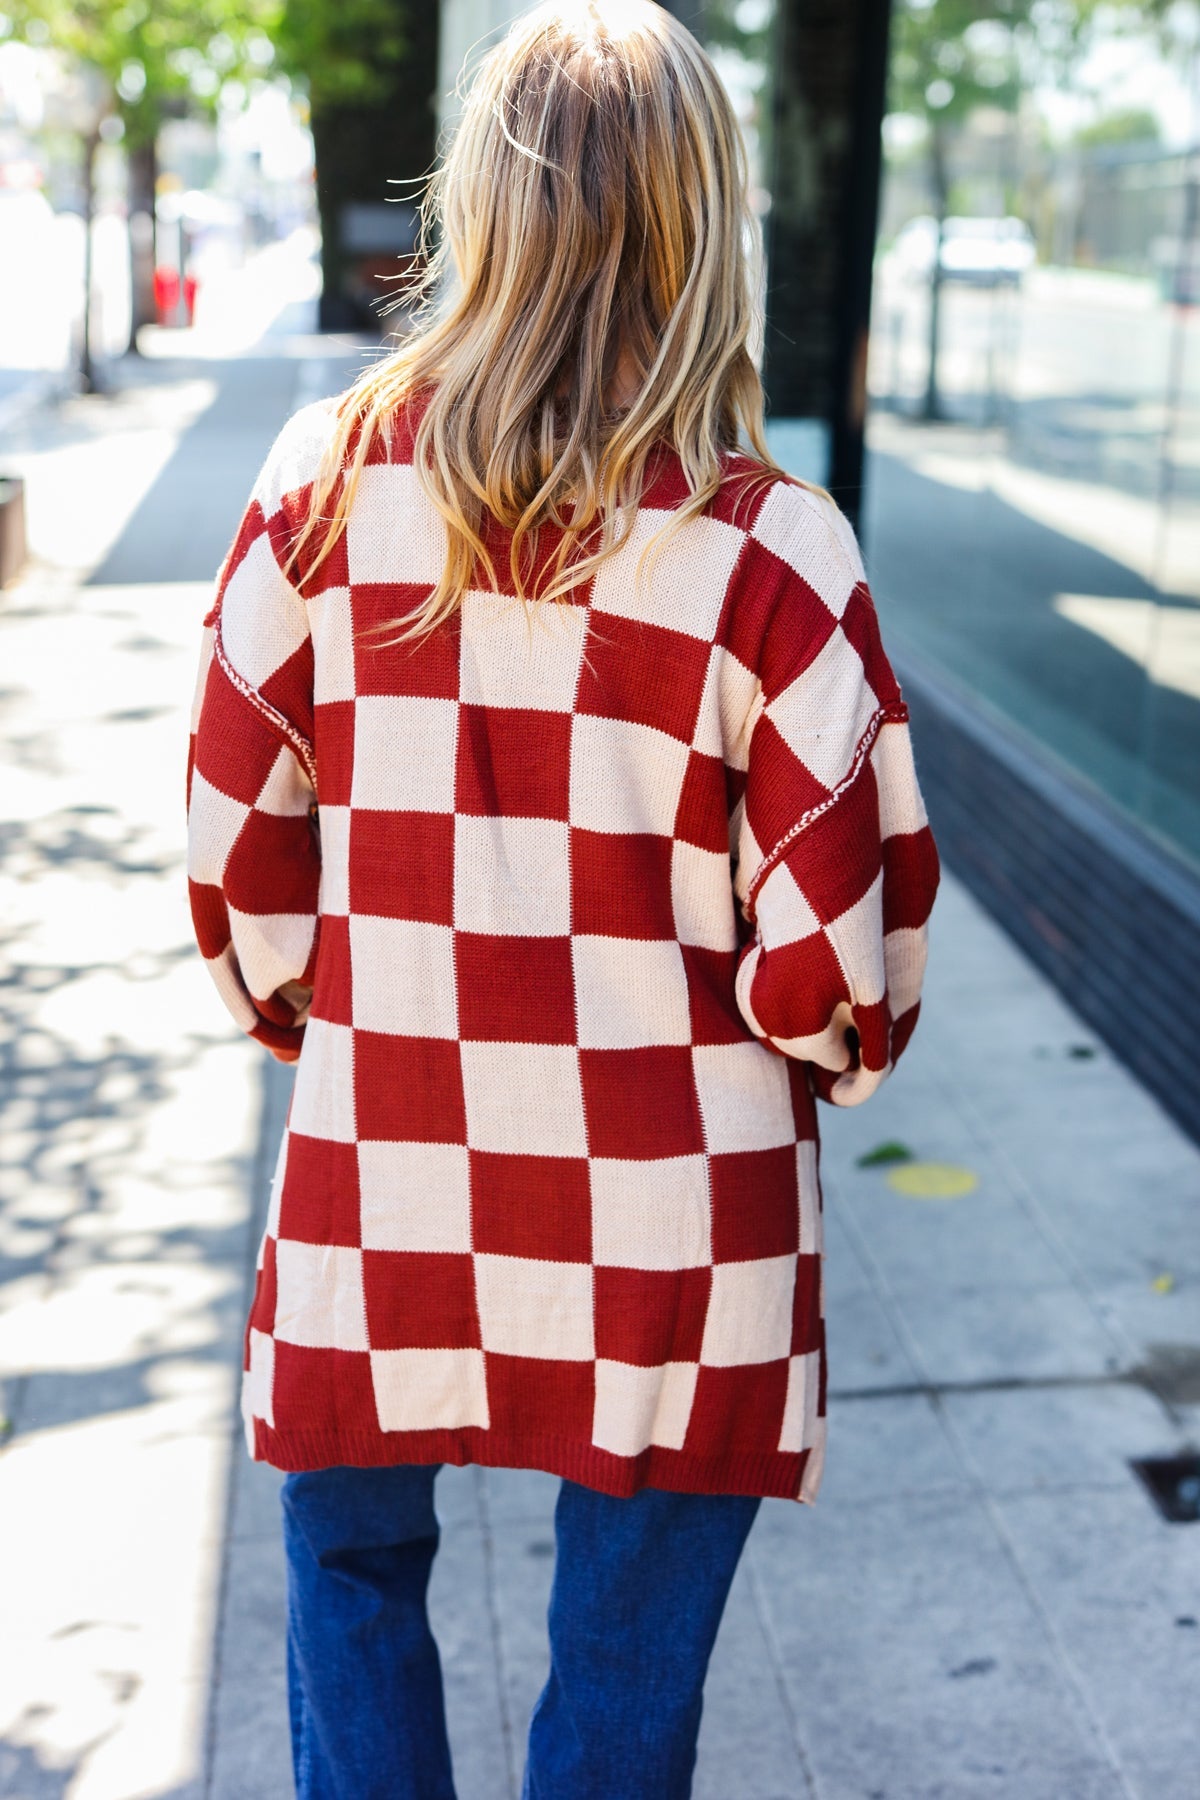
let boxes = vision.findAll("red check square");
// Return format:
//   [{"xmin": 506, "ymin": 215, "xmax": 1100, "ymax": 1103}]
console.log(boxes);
[
  {"xmin": 276, "ymin": 1133, "xmax": 362, "ymax": 1246},
  {"xmin": 193, "ymin": 666, "xmax": 279, "ymax": 805},
  {"xmin": 571, "ymin": 830, "xmax": 675, "ymax": 939},
  {"xmin": 593, "ymin": 1265, "xmax": 711, "ymax": 1366},
  {"xmin": 351, "ymin": 585, "xmax": 462, "ymax": 697},
  {"xmin": 791, "ymin": 1252, "xmax": 823, "ymax": 1356},
  {"xmin": 225, "ymin": 813, "xmax": 318, "ymax": 916},
  {"xmin": 280, "ymin": 500, "xmax": 350, "ymax": 597},
  {"xmin": 469, "ymin": 1151, "xmax": 592, "ymax": 1261},
  {"xmin": 354, "ymin": 1033, "xmax": 467, "ymax": 1143},
  {"xmin": 674, "ymin": 750, "xmax": 730, "ymax": 854},
  {"xmin": 456, "ymin": 705, "xmax": 572, "ymax": 820},
  {"xmin": 271, "ymin": 1342, "xmax": 381, "ymax": 1436},
  {"xmin": 580, "ymin": 1047, "xmax": 706, "ymax": 1158},
  {"xmin": 311, "ymin": 914, "xmax": 352, "ymax": 1026},
  {"xmin": 685, "ymin": 1361, "xmax": 790, "ymax": 1457},
  {"xmin": 484, "ymin": 1353, "xmax": 595, "ymax": 1440},
  {"xmin": 313, "ymin": 701, "xmax": 355, "ymax": 806},
  {"xmin": 708, "ymin": 1146, "xmax": 799, "ymax": 1263},
  {"xmin": 363, "ymin": 1250, "xmax": 481, "ymax": 1349},
  {"xmin": 679, "ymin": 946, "xmax": 744, "ymax": 1047},
  {"xmin": 454, "ymin": 934, "xmax": 577, "ymax": 1045},
  {"xmin": 577, "ymin": 612, "xmax": 711, "ymax": 746},
  {"xmin": 349, "ymin": 810, "xmax": 455, "ymax": 925}
]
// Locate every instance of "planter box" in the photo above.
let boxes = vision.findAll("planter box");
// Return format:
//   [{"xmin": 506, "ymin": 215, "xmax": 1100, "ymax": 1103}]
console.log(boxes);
[{"xmin": 0, "ymin": 476, "xmax": 27, "ymax": 589}]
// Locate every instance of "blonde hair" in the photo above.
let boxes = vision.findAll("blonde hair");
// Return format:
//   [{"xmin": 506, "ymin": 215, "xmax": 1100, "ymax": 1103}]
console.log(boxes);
[{"xmin": 290, "ymin": 0, "xmax": 800, "ymax": 640}]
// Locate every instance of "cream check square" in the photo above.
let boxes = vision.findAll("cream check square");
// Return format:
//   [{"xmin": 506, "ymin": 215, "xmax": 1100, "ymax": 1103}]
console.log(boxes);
[
  {"xmin": 350, "ymin": 696, "xmax": 459, "ymax": 812},
  {"xmin": 750, "ymin": 484, "xmax": 859, "ymax": 622},
  {"xmin": 243, "ymin": 1327, "xmax": 275, "ymax": 1428},
  {"xmin": 346, "ymin": 464, "xmax": 448, "ymax": 586},
  {"xmin": 358, "ymin": 1141, "xmax": 472, "ymax": 1252},
  {"xmin": 691, "ymin": 1041, "xmax": 796, "ymax": 1155},
  {"xmin": 873, "ymin": 717, "xmax": 929, "ymax": 836},
  {"xmin": 349, "ymin": 916, "xmax": 458, "ymax": 1037},
  {"xmin": 689, "ymin": 643, "xmax": 759, "ymax": 767},
  {"xmin": 256, "ymin": 744, "xmax": 315, "ymax": 817},
  {"xmin": 754, "ymin": 858, "xmax": 821, "ymax": 951},
  {"xmin": 273, "ymin": 1241, "xmax": 369, "ymax": 1351},
  {"xmin": 828, "ymin": 873, "xmax": 886, "ymax": 1008},
  {"xmin": 700, "ymin": 1255, "xmax": 796, "ymax": 1366},
  {"xmin": 309, "ymin": 586, "xmax": 356, "ymax": 705},
  {"xmin": 316, "ymin": 804, "xmax": 351, "ymax": 916},
  {"xmin": 765, "ymin": 628, "xmax": 880, "ymax": 791},
  {"xmin": 670, "ymin": 841, "xmax": 739, "ymax": 952},
  {"xmin": 461, "ymin": 1042, "xmax": 588, "ymax": 1156},
  {"xmin": 474, "ymin": 1254, "xmax": 595, "ymax": 1360},
  {"xmin": 884, "ymin": 924, "xmax": 928, "ymax": 1021},
  {"xmin": 459, "ymin": 589, "xmax": 589, "ymax": 712},
  {"xmin": 265, "ymin": 1133, "xmax": 290, "ymax": 1239},
  {"xmin": 220, "ymin": 530, "xmax": 310, "ymax": 688},
  {"xmin": 590, "ymin": 508, "xmax": 744, "ymax": 642},
  {"xmin": 186, "ymin": 771, "xmax": 250, "ymax": 888},
  {"xmin": 569, "ymin": 715, "xmax": 691, "ymax": 837},
  {"xmin": 290, "ymin": 1019, "xmax": 356, "ymax": 1143},
  {"xmin": 572, "ymin": 936, "xmax": 691, "ymax": 1048},
  {"xmin": 228, "ymin": 906, "xmax": 317, "ymax": 1007},
  {"xmin": 453, "ymin": 815, "xmax": 570, "ymax": 936},
  {"xmin": 589, "ymin": 1154, "xmax": 711, "ymax": 1269},
  {"xmin": 371, "ymin": 1347, "xmax": 490, "ymax": 1431},
  {"xmin": 778, "ymin": 1348, "xmax": 822, "ymax": 1453},
  {"xmin": 592, "ymin": 1359, "xmax": 698, "ymax": 1456}
]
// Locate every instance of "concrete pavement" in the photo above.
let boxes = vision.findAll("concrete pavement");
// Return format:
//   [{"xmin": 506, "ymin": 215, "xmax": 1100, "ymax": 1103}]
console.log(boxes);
[{"xmin": 1, "ymin": 291, "xmax": 1198, "ymax": 1798}]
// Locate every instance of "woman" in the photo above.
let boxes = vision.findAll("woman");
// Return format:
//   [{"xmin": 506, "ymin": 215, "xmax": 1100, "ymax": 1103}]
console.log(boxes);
[{"xmin": 186, "ymin": 4, "xmax": 941, "ymax": 1795}]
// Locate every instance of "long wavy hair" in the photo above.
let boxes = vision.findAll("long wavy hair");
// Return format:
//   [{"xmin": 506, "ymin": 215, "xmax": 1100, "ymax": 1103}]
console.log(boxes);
[{"xmin": 289, "ymin": 0, "xmax": 799, "ymax": 641}]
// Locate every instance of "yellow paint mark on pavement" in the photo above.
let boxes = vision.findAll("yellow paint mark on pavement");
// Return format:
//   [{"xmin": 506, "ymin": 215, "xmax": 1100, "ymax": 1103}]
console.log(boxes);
[{"xmin": 886, "ymin": 1162, "xmax": 979, "ymax": 1199}]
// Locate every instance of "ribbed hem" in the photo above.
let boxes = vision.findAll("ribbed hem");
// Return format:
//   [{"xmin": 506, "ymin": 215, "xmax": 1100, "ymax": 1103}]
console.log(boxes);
[{"xmin": 252, "ymin": 1422, "xmax": 818, "ymax": 1506}]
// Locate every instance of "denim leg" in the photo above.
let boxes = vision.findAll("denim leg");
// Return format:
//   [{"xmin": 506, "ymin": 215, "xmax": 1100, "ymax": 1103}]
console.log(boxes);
[
  {"xmin": 280, "ymin": 1463, "xmax": 456, "ymax": 1800},
  {"xmin": 523, "ymin": 1481, "xmax": 762, "ymax": 1800}
]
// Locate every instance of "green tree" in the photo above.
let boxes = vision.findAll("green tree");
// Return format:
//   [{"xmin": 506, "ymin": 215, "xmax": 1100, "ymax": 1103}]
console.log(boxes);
[
  {"xmin": 1075, "ymin": 106, "xmax": 1162, "ymax": 148},
  {"xmin": 10, "ymin": 0, "xmax": 277, "ymax": 375},
  {"xmin": 262, "ymin": 0, "xmax": 412, "ymax": 111},
  {"xmin": 887, "ymin": 0, "xmax": 1173, "ymax": 417}
]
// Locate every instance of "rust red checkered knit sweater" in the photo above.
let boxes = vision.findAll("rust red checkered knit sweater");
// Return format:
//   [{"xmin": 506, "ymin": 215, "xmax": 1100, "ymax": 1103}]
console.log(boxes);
[{"xmin": 186, "ymin": 395, "xmax": 940, "ymax": 1504}]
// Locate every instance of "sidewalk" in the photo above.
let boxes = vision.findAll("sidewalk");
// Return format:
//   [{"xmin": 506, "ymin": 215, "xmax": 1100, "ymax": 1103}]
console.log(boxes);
[{"xmin": 1, "ymin": 317, "xmax": 1198, "ymax": 1799}]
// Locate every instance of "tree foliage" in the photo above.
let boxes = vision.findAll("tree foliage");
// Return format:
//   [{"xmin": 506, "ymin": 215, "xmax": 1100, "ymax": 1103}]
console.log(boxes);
[
  {"xmin": 9, "ymin": 0, "xmax": 280, "ymax": 144},
  {"xmin": 260, "ymin": 0, "xmax": 412, "ymax": 114},
  {"xmin": 887, "ymin": 0, "xmax": 1178, "ymax": 142},
  {"xmin": 7, "ymin": 0, "xmax": 414, "ymax": 143},
  {"xmin": 1074, "ymin": 104, "xmax": 1163, "ymax": 146}
]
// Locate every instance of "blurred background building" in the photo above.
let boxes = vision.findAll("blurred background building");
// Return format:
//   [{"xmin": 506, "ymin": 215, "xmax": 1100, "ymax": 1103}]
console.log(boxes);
[{"xmin": 2, "ymin": 0, "xmax": 1198, "ymax": 1140}]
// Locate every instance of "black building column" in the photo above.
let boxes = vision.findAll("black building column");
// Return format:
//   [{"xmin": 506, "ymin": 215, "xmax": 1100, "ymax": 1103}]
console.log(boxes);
[
  {"xmin": 313, "ymin": 7, "xmax": 441, "ymax": 333},
  {"xmin": 761, "ymin": 0, "xmax": 893, "ymax": 525}
]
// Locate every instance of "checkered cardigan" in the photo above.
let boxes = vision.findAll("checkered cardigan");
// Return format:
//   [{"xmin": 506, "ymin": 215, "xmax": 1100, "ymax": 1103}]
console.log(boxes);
[{"xmin": 186, "ymin": 396, "xmax": 940, "ymax": 1504}]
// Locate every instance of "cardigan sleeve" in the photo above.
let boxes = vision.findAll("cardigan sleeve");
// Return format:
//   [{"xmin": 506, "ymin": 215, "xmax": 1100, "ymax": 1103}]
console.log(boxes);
[
  {"xmin": 186, "ymin": 416, "xmax": 325, "ymax": 1061},
  {"xmin": 732, "ymin": 487, "xmax": 941, "ymax": 1106}
]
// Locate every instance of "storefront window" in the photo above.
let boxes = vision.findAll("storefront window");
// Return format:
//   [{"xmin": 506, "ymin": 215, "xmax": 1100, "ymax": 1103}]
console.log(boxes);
[{"xmin": 864, "ymin": 0, "xmax": 1200, "ymax": 872}]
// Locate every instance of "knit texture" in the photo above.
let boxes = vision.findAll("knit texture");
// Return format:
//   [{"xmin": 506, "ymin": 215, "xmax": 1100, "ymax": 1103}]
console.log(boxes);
[{"xmin": 186, "ymin": 396, "xmax": 940, "ymax": 1504}]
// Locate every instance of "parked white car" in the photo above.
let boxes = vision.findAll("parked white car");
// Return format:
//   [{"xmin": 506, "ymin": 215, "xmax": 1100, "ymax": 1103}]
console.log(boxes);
[{"xmin": 891, "ymin": 214, "xmax": 1037, "ymax": 287}]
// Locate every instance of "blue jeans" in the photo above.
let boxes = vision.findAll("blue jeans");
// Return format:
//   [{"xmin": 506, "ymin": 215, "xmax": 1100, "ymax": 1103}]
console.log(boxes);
[{"xmin": 281, "ymin": 1463, "xmax": 761, "ymax": 1800}]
